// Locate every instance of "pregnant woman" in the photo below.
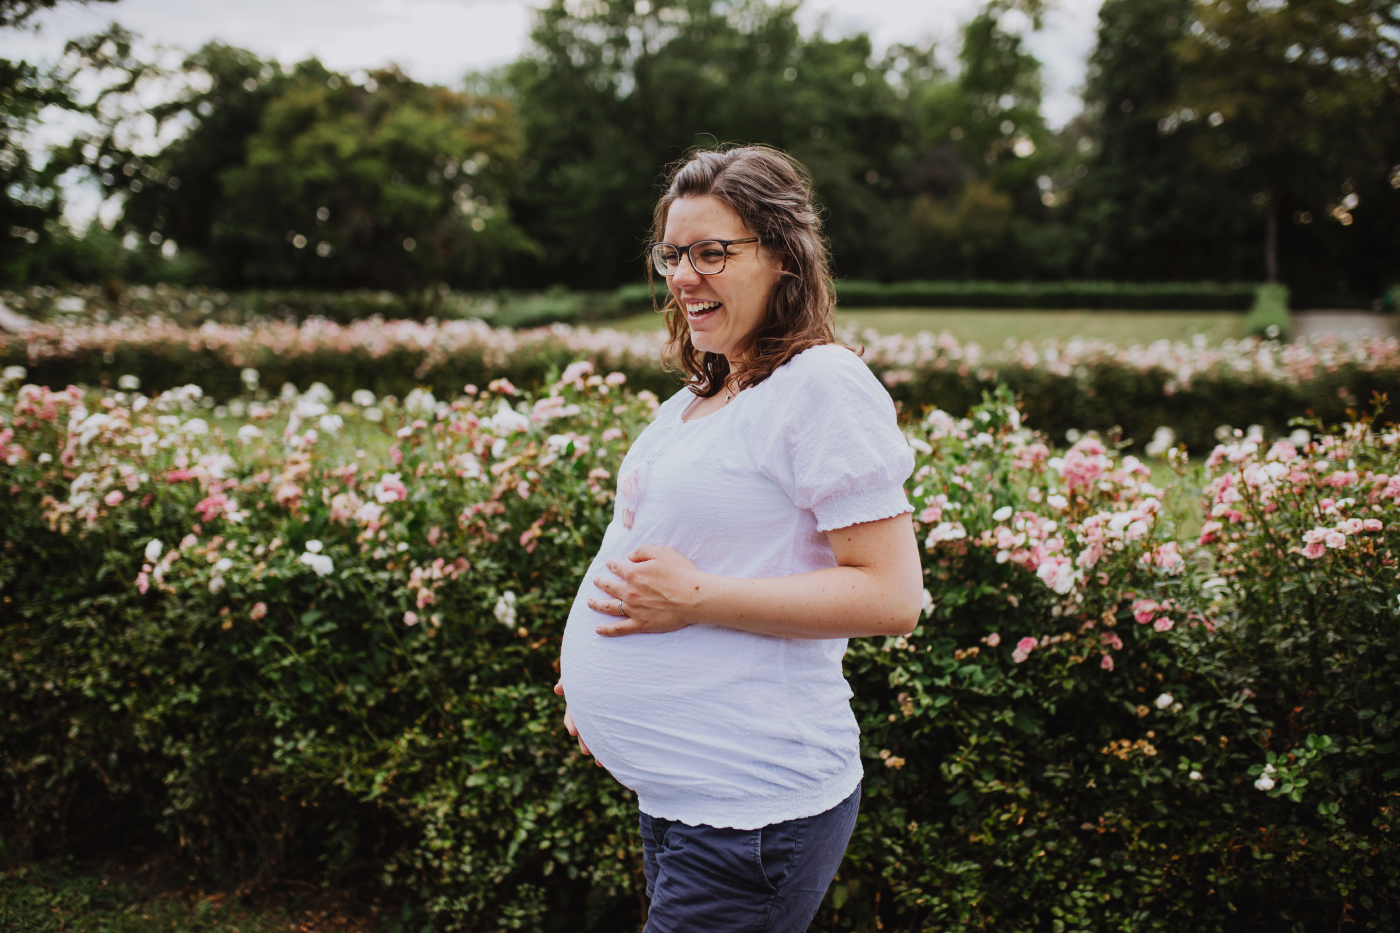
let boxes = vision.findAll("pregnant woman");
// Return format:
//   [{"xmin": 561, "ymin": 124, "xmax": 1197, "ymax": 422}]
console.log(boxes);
[{"xmin": 554, "ymin": 145, "xmax": 923, "ymax": 932}]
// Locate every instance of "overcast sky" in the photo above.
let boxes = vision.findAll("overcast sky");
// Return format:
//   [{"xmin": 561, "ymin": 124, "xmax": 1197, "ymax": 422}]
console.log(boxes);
[
  {"xmin": 6, "ymin": 0, "xmax": 1104, "ymax": 123},
  {"xmin": 4, "ymin": 0, "xmax": 1104, "ymax": 225}
]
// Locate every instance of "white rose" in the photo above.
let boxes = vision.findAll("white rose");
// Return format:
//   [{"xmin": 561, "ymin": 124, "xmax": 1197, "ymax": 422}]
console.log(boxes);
[{"xmin": 299, "ymin": 552, "xmax": 334, "ymax": 577}]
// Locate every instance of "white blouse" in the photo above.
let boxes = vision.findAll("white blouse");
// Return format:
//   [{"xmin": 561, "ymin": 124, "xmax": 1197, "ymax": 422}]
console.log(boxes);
[{"xmin": 559, "ymin": 344, "xmax": 914, "ymax": 829}]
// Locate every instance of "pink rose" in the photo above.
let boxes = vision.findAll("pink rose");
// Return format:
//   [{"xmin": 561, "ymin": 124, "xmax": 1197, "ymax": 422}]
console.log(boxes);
[
  {"xmin": 196, "ymin": 492, "xmax": 228, "ymax": 522},
  {"xmin": 1302, "ymin": 540, "xmax": 1327, "ymax": 559},
  {"xmin": 404, "ymin": 611, "xmax": 419, "ymax": 626},
  {"xmin": 250, "ymin": 602, "xmax": 268, "ymax": 620},
  {"xmin": 104, "ymin": 490, "xmax": 125, "ymax": 506},
  {"xmin": 1100, "ymin": 653, "xmax": 1114, "ymax": 671},
  {"xmin": 1142, "ymin": 542, "xmax": 1184, "ymax": 573},
  {"xmin": 1154, "ymin": 617, "xmax": 1174, "ymax": 632},
  {"xmin": 1132, "ymin": 599, "xmax": 1158, "ymax": 625},
  {"xmin": 1327, "ymin": 470, "xmax": 1359, "ymax": 488},
  {"xmin": 1102, "ymin": 632, "xmax": 1123, "ymax": 651},
  {"xmin": 1198, "ymin": 520, "xmax": 1223, "ymax": 545},
  {"xmin": 1036, "ymin": 555, "xmax": 1076, "ymax": 595},
  {"xmin": 1363, "ymin": 519, "xmax": 1384, "ymax": 532},
  {"xmin": 1324, "ymin": 531, "xmax": 1347, "ymax": 549},
  {"xmin": 560, "ymin": 360, "xmax": 594, "ymax": 384},
  {"xmin": 375, "ymin": 474, "xmax": 408, "ymax": 503},
  {"xmin": 985, "ymin": 632, "xmax": 1001, "ymax": 647}
]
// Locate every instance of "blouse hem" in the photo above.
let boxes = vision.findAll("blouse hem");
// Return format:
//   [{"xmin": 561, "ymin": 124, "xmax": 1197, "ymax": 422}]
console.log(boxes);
[{"xmin": 635, "ymin": 757, "xmax": 864, "ymax": 830}]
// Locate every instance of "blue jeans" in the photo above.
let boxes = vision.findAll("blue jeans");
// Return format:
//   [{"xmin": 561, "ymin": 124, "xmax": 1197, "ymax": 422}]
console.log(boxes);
[{"xmin": 639, "ymin": 784, "xmax": 861, "ymax": 933}]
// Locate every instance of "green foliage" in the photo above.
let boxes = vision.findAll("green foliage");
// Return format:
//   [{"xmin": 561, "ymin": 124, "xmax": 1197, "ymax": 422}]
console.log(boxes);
[
  {"xmin": 1170, "ymin": 0, "xmax": 1400, "ymax": 304},
  {"xmin": 219, "ymin": 67, "xmax": 531, "ymax": 305},
  {"xmin": 3, "ymin": 282, "xmax": 650, "ymax": 328},
  {"xmin": 1074, "ymin": 0, "xmax": 1257, "ymax": 282},
  {"xmin": 503, "ymin": 0, "xmax": 937, "ymax": 288},
  {"xmin": 1243, "ymin": 281, "xmax": 1290, "ymax": 338},
  {"xmin": 104, "ymin": 48, "xmax": 535, "ymax": 306},
  {"xmin": 0, "ymin": 24, "xmax": 154, "ymax": 288},
  {"xmin": 2, "ymin": 379, "xmax": 1397, "ymax": 929},
  {"xmin": 0, "ymin": 858, "xmax": 379, "ymax": 932},
  {"xmin": 0, "ymin": 0, "xmax": 116, "ymax": 28},
  {"xmin": 836, "ymin": 278, "xmax": 1259, "ymax": 309}
]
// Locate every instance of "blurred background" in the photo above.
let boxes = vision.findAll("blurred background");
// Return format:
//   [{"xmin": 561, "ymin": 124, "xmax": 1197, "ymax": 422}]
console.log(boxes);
[{"xmin": 1, "ymin": 0, "xmax": 1397, "ymax": 316}]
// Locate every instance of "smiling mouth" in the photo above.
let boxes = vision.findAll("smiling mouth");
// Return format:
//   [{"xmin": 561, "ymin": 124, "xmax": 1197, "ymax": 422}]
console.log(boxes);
[{"xmin": 685, "ymin": 300, "xmax": 722, "ymax": 321}]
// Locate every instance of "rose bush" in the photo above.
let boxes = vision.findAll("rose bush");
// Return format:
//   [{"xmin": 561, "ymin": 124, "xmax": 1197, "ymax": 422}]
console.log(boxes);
[
  {"xmin": 2, "ymin": 368, "xmax": 1398, "ymax": 931},
  {"xmin": 844, "ymin": 391, "xmax": 1399, "ymax": 931},
  {"xmin": 4, "ymin": 309, "xmax": 1398, "ymax": 452}
]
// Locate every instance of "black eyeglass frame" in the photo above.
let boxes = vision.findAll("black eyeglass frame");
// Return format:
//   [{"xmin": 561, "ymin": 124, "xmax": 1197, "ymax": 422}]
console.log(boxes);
[{"xmin": 646, "ymin": 237, "xmax": 760, "ymax": 276}]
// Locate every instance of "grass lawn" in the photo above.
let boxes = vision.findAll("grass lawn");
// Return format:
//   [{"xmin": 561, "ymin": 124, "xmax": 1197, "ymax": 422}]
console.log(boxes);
[
  {"xmin": 0, "ymin": 854, "xmax": 395, "ymax": 933},
  {"xmin": 606, "ymin": 308, "xmax": 1249, "ymax": 345}
]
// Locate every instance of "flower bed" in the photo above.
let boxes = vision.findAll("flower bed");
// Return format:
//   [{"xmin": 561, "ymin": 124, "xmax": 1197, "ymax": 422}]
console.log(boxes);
[
  {"xmin": 1, "ymin": 371, "xmax": 1397, "ymax": 930},
  {"xmin": 4, "ymin": 315, "xmax": 1399, "ymax": 453}
]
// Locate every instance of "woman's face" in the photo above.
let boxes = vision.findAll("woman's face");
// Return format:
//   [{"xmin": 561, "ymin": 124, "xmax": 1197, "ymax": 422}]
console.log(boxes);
[{"xmin": 662, "ymin": 195, "xmax": 784, "ymax": 361}]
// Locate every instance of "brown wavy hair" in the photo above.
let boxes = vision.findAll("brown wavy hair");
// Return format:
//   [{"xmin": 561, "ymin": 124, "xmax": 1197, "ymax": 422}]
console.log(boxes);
[{"xmin": 647, "ymin": 145, "xmax": 838, "ymax": 398}]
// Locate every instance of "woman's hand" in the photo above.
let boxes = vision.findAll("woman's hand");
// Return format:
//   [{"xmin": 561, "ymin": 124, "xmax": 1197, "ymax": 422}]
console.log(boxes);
[
  {"xmin": 553, "ymin": 681, "xmax": 601, "ymax": 766},
  {"xmin": 588, "ymin": 545, "xmax": 707, "ymax": 636}
]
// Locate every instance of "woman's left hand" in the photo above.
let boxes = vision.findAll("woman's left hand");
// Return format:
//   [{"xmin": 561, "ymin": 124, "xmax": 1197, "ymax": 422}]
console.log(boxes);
[{"xmin": 589, "ymin": 545, "xmax": 706, "ymax": 636}]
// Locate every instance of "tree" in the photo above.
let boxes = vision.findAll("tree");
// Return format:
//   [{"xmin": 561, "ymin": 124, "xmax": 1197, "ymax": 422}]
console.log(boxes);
[
  {"xmin": 108, "ymin": 52, "xmax": 532, "ymax": 305},
  {"xmin": 898, "ymin": 1, "xmax": 1069, "ymax": 279},
  {"xmin": 112, "ymin": 44, "xmax": 299, "ymax": 271},
  {"xmin": 214, "ymin": 65, "xmax": 530, "ymax": 307},
  {"xmin": 0, "ymin": 0, "xmax": 116, "ymax": 28},
  {"xmin": 1072, "ymin": 0, "xmax": 1255, "ymax": 282},
  {"xmin": 503, "ymin": 0, "xmax": 935, "ymax": 288},
  {"xmin": 1173, "ymin": 0, "xmax": 1400, "ymax": 300},
  {"xmin": 1, "ymin": 22, "xmax": 151, "ymax": 287}
]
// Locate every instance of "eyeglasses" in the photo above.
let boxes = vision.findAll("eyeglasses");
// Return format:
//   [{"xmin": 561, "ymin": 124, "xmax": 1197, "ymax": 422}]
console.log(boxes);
[{"xmin": 647, "ymin": 237, "xmax": 759, "ymax": 276}]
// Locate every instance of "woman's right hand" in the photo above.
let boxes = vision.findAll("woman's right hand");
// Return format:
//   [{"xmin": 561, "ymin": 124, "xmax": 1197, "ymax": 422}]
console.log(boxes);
[{"xmin": 554, "ymin": 681, "xmax": 601, "ymax": 766}]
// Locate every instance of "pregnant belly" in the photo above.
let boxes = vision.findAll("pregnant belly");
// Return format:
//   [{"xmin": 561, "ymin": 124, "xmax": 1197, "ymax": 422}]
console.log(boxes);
[{"xmin": 559, "ymin": 606, "xmax": 855, "ymax": 797}]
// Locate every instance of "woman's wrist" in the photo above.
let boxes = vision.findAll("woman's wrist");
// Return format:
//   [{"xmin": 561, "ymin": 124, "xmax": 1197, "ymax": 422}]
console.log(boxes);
[{"xmin": 684, "ymin": 569, "xmax": 726, "ymax": 626}]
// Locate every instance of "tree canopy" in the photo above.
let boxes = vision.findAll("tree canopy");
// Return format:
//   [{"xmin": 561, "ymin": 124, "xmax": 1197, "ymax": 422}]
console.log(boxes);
[{"xmin": 4, "ymin": 0, "xmax": 1398, "ymax": 307}]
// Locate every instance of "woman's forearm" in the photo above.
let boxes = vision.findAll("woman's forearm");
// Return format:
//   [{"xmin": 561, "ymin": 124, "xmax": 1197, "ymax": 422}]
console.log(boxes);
[
  {"xmin": 691, "ymin": 564, "xmax": 922, "ymax": 639},
  {"xmin": 590, "ymin": 514, "xmax": 924, "ymax": 640}
]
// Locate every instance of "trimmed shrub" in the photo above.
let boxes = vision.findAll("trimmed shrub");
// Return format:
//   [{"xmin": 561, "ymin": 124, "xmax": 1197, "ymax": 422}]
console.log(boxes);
[
  {"xmin": 834, "ymin": 280, "xmax": 1262, "ymax": 311},
  {"xmin": 2, "ymin": 374, "xmax": 1397, "ymax": 930},
  {"xmin": 0, "ymin": 284, "xmax": 642, "ymax": 329},
  {"xmin": 1243, "ymin": 282, "xmax": 1292, "ymax": 339}
]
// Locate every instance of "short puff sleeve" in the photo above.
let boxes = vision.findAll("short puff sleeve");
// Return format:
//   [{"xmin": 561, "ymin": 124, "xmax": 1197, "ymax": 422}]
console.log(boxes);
[{"xmin": 754, "ymin": 345, "xmax": 914, "ymax": 532}]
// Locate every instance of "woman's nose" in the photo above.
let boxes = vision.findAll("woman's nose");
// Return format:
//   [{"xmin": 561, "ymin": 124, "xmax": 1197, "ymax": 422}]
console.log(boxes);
[{"xmin": 671, "ymin": 254, "xmax": 703, "ymax": 286}]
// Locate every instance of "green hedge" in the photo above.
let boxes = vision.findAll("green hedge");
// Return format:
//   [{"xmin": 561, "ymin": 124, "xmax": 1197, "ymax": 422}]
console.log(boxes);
[
  {"xmin": 834, "ymin": 280, "xmax": 1262, "ymax": 310},
  {"xmin": 1, "ymin": 284, "xmax": 649, "ymax": 329},
  {"xmin": 3, "ymin": 281, "xmax": 1262, "ymax": 332},
  {"xmin": 2, "ymin": 377, "xmax": 1397, "ymax": 930}
]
